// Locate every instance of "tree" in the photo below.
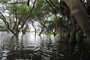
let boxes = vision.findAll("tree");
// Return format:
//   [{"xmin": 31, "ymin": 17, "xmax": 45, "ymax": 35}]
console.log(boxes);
[
  {"xmin": 30, "ymin": 0, "xmax": 52, "ymax": 36},
  {"xmin": 0, "ymin": 0, "xmax": 37, "ymax": 37},
  {"xmin": 54, "ymin": 15, "xmax": 64, "ymax": 41},
  {"xmin": 63, "ymin": 0, "xmax": 90, "ymax": 41},
  {"xmin": 45, "ymin": 0, "xmax": 80, "ymax": 42}
]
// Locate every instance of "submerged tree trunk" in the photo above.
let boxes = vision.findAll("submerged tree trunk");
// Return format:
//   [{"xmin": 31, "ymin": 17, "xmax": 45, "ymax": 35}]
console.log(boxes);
[{"xmin": 63, "ymin": 0, "xmax": 90, "ymax": 40}]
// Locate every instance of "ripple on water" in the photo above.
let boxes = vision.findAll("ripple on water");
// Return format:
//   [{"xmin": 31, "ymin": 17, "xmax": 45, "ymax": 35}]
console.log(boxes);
[{"xmin": 1, "ymin": 33, "xmax": 90, "ymax": 60}]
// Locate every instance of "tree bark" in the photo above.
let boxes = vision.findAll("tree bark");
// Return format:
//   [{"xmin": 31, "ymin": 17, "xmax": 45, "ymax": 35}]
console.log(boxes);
[
  {"xmin": 39, "ymin": 29, "xmax": 44, "ymax": 36},
  {"xmin": 63, "ymin": 0, "xmax": 90, "ymax": 40},
  {"xmin": 68, "ymin": 30, "xmax": 76, "ymax": 43},
  {"xmin": 58, "ymin": 27, "xmax": 62, "ymax": 41},
  {"xmin": 66, "ymin": 29, "xmax": 70, "ymax": 42}
]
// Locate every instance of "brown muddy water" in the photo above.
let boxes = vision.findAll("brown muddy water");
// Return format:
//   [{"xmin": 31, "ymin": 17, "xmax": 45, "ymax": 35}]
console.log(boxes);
[{"xmin": 0, "ymin": 32, "xmax": 90, "ymax": 60}]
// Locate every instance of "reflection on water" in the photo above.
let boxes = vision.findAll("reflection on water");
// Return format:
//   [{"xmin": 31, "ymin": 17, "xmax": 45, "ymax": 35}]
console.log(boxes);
[{"xmin": 0, "ymin": 32, "xmax": 90, "ymax": 60}]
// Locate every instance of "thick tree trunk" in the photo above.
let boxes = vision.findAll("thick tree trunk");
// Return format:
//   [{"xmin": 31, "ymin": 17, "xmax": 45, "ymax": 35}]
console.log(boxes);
[{"xmin": 63, "ymin": 0, "xmax": 90, "ymax": 40}]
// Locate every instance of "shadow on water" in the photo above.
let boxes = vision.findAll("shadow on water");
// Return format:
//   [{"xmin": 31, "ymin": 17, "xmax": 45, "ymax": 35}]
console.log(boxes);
[{"xmin": 0, "ymin": 32, "xmax": 90, "ymax": 60}]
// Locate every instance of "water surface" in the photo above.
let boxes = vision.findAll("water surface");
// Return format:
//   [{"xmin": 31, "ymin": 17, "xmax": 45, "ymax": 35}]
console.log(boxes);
[{"xmin": 0, "ymin": 32, "xmax": 90, "ymax": 60}]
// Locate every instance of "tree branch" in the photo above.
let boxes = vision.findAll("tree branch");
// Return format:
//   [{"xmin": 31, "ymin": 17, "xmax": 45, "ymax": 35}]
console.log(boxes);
[
  {"xmin": 19, "ymin": 0, "xmax": 37, "ymax": 30},
  {"xmin": 0, "ymin": 12, "xmax": 16, "ymax": 35},
  {"xmin": 46, "ymin": 0, "xmax": 71, "ymax": 30}
]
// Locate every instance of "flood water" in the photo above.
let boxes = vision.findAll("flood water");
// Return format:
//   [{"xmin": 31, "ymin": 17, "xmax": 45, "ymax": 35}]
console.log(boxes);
[{"xmin": 0, "ymin": 32, "xmax": 90, "ymax": 60}]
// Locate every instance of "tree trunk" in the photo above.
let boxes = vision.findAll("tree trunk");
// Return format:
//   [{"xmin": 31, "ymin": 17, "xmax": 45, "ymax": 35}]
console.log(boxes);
[
  {"xmin": 39, "ymin": 29, "xmax": 44, "ymax": 36},
  {"xmin": 16, "ymin": 27, "xmax": 19, "ymax": 38},
  {"xmin": 33, "ymin": 26, "xmax": 36, "ymax": 36},
  {"xmin": 58, "ymin": 27, "xmax": 62, "ymax": 41},
  {"xmin": 67, "ymin": 29, "xmax": 70, "ymax": 42},
  {"xmin": 68, "ymin": 30, "xmax": 76, "ymax": 43},
  {"xmin": 31, "ymin": 21, "xmax": 36, "ymax": 36},
  {"xmin": 63, "ymin": 0, "xmax": 90, "ymax": 40},
  {"xmin": 68, "ymin": 25, "xmax": 79, "ymax": 43}
]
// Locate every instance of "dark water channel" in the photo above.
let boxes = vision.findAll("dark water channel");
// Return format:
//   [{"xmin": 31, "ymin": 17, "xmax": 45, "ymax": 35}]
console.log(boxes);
[{"xmin": 0, "ymin": 32, "xmax": 90, "ymax": 60}]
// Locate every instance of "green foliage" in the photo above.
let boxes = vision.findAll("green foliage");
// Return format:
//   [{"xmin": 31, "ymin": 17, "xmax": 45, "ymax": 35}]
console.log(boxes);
[
  {"xmin": 60, "ymin": 1, "xmax": 70, "ymax": 16},
  {"xmin": 49, "ymin": 16, "xmax": 64, "ymax": 27},
  {"xmin": 47, "ymin": 19, "xmax": 56, "ymax": 30},
  {"xmin": 44, "ymin": 15, "xmax": 65, "ymax": 34},
  {"xmin": 57, "ymin": 17, "xmax": 64, "ymax": 27},
  {"xmin": 31, "ymin": 0, "xmax": 52, "ymax": 19},
  {"xmin": 6, "ymin": 0, "xmax": 68, "ymax": 35},
  {"xmin": 0, "ymin": 27, "xmax": 7, "ymax": 31},
  {"xmin": 8, "ymin": 3, "xmax": 32, "ymax": 20}
]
